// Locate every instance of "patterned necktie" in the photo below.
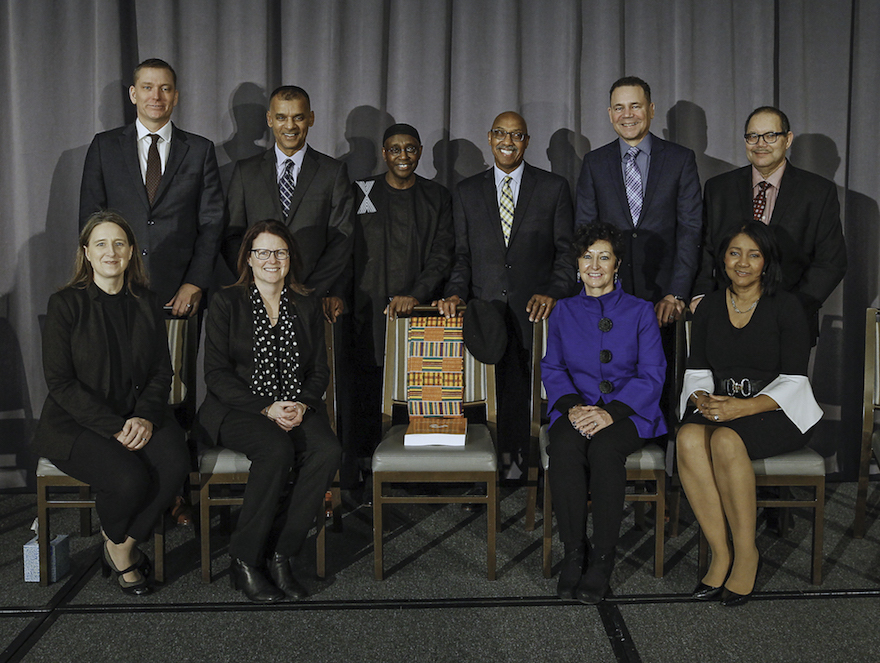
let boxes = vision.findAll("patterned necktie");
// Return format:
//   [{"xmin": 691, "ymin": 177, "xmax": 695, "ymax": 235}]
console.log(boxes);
[
  {"xmin": 623, "ymin": 146, "xmax": 642, "ymax": 225},
  {"xmin": 753, "ymin": 181, "xmax": 771, "ymax": 223},
  {"xmin": 145, "ymin": 134, "xmax": 161, "ymax": 205},
  {"xmin": 499, "ymin": 176, "xmax": 514, "ymax": 245},
  {"xmin": 279, "ymin": 159, "xmax": 296, "ymax": 217}
]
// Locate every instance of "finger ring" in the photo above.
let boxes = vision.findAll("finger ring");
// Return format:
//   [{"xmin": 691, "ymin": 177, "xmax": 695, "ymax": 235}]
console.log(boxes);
[
  {"xmin": 541, "ymin": 303, "xmax": 547, "ymax": 307},
  {"xmin": 714, "ymin": 415, "xmax": 719, "ymax": 421},
  {"xmin": 141, "ymin": 437, "xmax": 147, "ymax": 441},
  {"xmin": 186, "ymin": 304, "xmax": 192, "ymax": 308},
  {"xmin": 593, "ymin": 422, "xmax": 598, "ymax": 428}
]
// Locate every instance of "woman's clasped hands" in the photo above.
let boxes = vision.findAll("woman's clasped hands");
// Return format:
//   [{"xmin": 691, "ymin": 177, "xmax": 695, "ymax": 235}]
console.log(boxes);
[
  {"xmin": 568, "ymin": 404, "xmax": 613, "ymax": 439},
  {"xmin": 263, "ymin": 401, "xmax": 306, "ymax": 431}
]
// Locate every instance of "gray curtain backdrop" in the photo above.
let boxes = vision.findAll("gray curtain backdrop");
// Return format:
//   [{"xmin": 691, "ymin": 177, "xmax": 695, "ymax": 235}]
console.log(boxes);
[{"xmin": 1, "ymin": 0, "xmax": 876, "ymax": 487}]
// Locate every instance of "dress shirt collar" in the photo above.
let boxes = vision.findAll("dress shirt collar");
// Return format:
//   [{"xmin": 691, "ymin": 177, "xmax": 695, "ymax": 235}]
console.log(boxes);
[
  {"xmin": 617, "ymin": 132, "xmax": 652, "ymax": 159},
  {"xmin": 493, "ymin": 161, "xmax": 525, "ymax": 189},
  {"xmin": 136, "ymin": 118, "xmax": 173, "ymax": 144},
  {"xmin": 275, "ymin": 143, "xmax": 307, "ymax": 180},
  {"xmin": 751, "ymin": 158, "xmax": 786, "ymax": 190}
]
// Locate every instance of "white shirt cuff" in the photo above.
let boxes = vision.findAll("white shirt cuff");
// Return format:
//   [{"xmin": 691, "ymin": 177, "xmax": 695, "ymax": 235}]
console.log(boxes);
[
  {"xmin": 758, "ymin": 374, "xmax": 823, "ymax": 434},
  {"xmin": 679, "ymin": 369, "xmax": 714, "ymax": 419}
]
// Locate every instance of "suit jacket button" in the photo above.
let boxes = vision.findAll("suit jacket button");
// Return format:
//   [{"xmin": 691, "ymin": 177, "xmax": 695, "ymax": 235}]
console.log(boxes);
[
  {"xmin": 502, "ymin": 289, "xmax": 507, "ymax": 296},
  {"xmin": 505, "ymin": 264, "xmax": 511, "ymax": 269},
  {"xmin": 632, "ymin": 232, "xmax": 638, "ymax": 238},
  {"xmin": 142, "ymin": 249, "xmax": 148, "ymax": 256},
  {"xmin": 147, "ymin": 220, "xmax": 155, "ymax": 226}
]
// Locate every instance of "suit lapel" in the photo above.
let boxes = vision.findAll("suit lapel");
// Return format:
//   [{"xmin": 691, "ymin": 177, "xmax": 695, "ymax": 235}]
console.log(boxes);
[
  {"xmin": 735, "ymin": 166, "xmax": 753, "ymax": 221},
  {"xmin": 640, "ymin": 136, "xmax": 664, "ymax": 225},
  {"xmin": 261, "ymin": 150, "xmax": 285, "ymax": 220},
  {"xmin": 480, "ymin": 170, "xmax": 507, "ymax": 250},
  {"xmin": 604, "ymin": 143, "xmax": 631, "ymax": 226},
  {"xmin": 509, "ymin": 164, "xmax": 536, "ymax": 245},
  {"xmin": 286, "ymin": 146, "xmax": 318, "ymax": 222},
  {"xmin": 152, "ymin": 124, "xmax": 189, "ymax": 206},
  {"xmin": 121, "ymin": 124, "xmax": 151, "ymax": 211},
  {"xmin": 769, "ymin": 161, "xmax": 796, "ymax": 227}
]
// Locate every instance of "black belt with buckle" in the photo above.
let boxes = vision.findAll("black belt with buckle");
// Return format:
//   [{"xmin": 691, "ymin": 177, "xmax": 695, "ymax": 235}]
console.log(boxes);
[{"xmin": 714, "ymin": 377, "xmax": 768, "ymax": 398}]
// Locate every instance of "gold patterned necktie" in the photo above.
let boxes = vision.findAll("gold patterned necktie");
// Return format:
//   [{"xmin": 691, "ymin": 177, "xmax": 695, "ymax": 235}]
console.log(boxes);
[{"xmin": 500, "ymin": 176, "xmax": 514, "ymax": 245}]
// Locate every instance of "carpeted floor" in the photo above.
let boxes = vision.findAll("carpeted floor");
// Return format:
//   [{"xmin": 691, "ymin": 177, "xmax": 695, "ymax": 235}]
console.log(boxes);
[{"xmin": 1, "ymin": 480, "xmax": 878, "ymax": 663}]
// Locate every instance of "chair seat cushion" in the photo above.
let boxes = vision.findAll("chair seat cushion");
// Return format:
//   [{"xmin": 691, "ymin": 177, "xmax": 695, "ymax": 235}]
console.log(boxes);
[
  {"xmin": 372, "ymin": 424, "xmax": 497, "ymax": 473},
  {"xmin": 751, "ymin": 447, "xmax": 825, "ymax": 476},
  {"xmin": 199, "ymin": 447, "xmax": 252, "ymax": 474},
  {"xmin": 36, "ymin": 458, "xmax": 68, "ymax": 477},
  {"xmin": 538, "ymin": 425, "xmax": 664, "ymax": 472}
]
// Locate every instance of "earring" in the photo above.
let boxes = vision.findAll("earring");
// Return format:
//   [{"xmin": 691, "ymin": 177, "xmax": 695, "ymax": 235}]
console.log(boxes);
[
  {"xmin": 576, "ymin": 270, "xmax": 582, "ymax": 282},
  {"xmin": 613, "ymin": 272, "xmax": 619, "ymax": 284}
]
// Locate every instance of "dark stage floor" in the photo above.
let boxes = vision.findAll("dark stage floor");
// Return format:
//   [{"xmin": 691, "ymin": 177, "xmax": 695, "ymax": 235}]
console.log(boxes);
[{"xmin": 1, "ymin": 481, "xmax": 878, "ymax": 662}]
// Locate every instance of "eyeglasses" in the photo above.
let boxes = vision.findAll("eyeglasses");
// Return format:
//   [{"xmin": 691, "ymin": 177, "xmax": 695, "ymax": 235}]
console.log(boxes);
[
  {"xmin": 744, "ymin": 131, "xmax": 787, "ymax": 145},
  {"xmin": 491, "ymin": 128, "xmax": 529, "ymax": 142},
  {"xmin": 250, "ymin": 249, "xmax": 290, "ymax": 260},
  {"xmin": 384, "ymin": 145, "xmax": 420, "ymax": 156}
]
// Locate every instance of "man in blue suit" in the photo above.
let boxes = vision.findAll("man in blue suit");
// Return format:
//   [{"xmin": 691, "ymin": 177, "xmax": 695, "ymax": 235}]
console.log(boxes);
[{"xmin": 575, "ymin": 77, "xmax": 702, "ymax": 326}]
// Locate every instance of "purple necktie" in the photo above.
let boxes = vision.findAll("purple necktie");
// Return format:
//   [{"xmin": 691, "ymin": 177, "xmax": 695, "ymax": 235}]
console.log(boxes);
[
  {"xmin": 145, "ymin": 134, "xmax": 161, "ymax": 205},
  {"xmin": 623, "ymin": 146, "xmax": 642, "ymax": 225}
]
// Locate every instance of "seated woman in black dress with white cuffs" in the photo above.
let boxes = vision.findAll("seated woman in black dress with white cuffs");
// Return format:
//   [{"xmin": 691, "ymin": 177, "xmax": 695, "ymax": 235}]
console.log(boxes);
[{"xmin": 677, "ymin": 221, "xmax": 823, "ymax": 607}]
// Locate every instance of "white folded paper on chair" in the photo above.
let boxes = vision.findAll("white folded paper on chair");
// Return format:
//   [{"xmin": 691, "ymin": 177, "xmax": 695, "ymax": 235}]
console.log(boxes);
[{"xmin": 404, "ymin": 417, "xmax": 467, "ymax": 446}]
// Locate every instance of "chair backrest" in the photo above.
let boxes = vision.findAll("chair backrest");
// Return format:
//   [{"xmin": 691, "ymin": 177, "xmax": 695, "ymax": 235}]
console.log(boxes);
[
  {"xmin": 165, "ymin": 317, "xmax": 197, "ymax": 408},
  {"xmin": 381, "ymin": 307, "xmax": 495, "ymax": 432}
]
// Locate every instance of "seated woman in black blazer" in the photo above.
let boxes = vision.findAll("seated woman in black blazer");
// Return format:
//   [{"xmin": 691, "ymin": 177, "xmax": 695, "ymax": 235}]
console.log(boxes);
[
  {"xmin": 32, "ymin": 211, "xmax": 188, "ymax": 596},
  {"xmin": 198, "ymin": 220, "xmax": 341, "ymax": 603}
]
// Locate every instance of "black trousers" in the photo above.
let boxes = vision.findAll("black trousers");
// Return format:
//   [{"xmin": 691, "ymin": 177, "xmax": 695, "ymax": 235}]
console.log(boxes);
[
  {"xmin": 548, "ymin": 415, "xmax": 644, "ymax": 550},
  {"xmin": 495, "ymin": 307, "xmax": 531, "ymax": 461},
  {"xmin": 52, "ymin": 417, "xmax": 188, "ymax": 544},
  {"xmin": 218, "ymin": 409, "xmax": 341, "ymax": 566}
]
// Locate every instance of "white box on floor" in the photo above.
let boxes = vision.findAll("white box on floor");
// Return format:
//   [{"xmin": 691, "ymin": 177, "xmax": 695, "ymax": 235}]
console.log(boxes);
[{"xmin": 23, "ymin": 535, "xmax": 70, "ymax": 583}]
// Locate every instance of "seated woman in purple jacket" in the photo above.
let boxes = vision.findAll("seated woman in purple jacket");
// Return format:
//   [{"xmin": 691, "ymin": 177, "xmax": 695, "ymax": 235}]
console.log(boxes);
[{"xmin": 542, "ymin": 221, "xmax": 667, "ymax": 603}]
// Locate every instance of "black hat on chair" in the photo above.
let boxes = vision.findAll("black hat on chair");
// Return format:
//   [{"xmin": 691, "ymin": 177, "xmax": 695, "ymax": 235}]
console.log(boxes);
[{"xmin": 462, "ymin": 299, "xmax": 507, "ymax": 365}]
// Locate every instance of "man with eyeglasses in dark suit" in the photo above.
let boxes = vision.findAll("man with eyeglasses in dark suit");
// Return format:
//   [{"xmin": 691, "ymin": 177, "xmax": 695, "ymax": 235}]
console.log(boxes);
[{"xmin": 692, "ymin": 106, "xmax": 846, "ymax": 344}]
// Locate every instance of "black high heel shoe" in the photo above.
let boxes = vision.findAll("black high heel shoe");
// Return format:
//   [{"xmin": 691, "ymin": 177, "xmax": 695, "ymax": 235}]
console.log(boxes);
[
  {"xmin": 101, "ymin": 542, "xmax": 153, "ymax": 596},
  {"xmin": 692, "ymin": 568, "xmax": 731, "ymax": 601},
  {"xmin": 720, "ymin": 556, "xmax": 763, "ymax": 608},
  {"xmin": 229, "ymin": 558, "xmax": 285, "ymax": 603}
]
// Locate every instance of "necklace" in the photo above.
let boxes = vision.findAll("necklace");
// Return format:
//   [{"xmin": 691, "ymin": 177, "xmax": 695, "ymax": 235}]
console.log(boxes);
[{"xmin": 729, "ymin": 292, "xmax": 759, "ymax": 314}]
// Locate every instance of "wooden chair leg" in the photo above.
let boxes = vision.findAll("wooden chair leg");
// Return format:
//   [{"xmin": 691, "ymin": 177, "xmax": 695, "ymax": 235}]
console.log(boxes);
[
  {"xmin": 524, "ymin": 437, "xmax": 539, "ymax": 531},
  {"xmin": 373, "ymin": 474, "xmax": 383, "ymax": 580},
  {"xmin": 487, "ymin": 475, "xmax": 497, "ymax": 580},
  {"xmin": 200, "ymin": 478, "xmax": 213, "ymax": 583},
  {"xmin": 331, "ymin": 470, "xmax": 343, "ymax": 532},
  {"xmin": 667, "ymin": 483, "xmax": 681, "ymax": 537},
  {"xmin": 654, "ymin": 474, "xmax": 665, "ymax": 578},
  {"xmin": 78, "ymin": 486, "xmax": 91, "ymax": 536},
  {"xmin": 37, "ymin": 480, "xmax": 51, "ymax": 587},
  {"xmin": 812, "ymin": 480, "xmax": 825, "ymax": 584},
  {"xmin": 542, "ymin": 470, "xmax": 552, "ymax": 579},
  {"xmin": 316, "ymin": 502, "xmax": 327, "ymax": 579},
  {"xmin": 153, "ymin": 516, "xmax": 165, "ymax": 583}
]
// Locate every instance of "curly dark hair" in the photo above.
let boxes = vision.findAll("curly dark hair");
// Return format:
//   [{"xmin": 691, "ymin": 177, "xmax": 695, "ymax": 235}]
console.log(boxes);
[
  {"xmin": 715, "ymin": 221, "xmax": 782, "ymax": 296},
  {"xmin": 572, "ymin": 221, "xmax": 626, "ymax": 264}
]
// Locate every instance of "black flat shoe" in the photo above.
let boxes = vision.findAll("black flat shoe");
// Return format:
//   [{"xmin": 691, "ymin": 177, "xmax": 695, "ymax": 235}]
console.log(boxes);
[
  {"xmin": 267, "ymin": 553, "xmax": 308, "ymax": 600},
  {"xmin": 720, "ymin": 556, "xmax": 762, "ymax": 608},
  {"xmin": 230, "ymin": 558, "xmax": 285, "ymax": 603},
  {"xmin": 691, "ymin": 582, "xmax": 724, "ymax": 601}
]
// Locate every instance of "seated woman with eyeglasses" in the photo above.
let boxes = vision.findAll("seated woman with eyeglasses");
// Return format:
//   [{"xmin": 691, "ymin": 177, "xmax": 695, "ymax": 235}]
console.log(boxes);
[
  {"xmin": 677, "ymin": 222, "xmax": 822, "ymax": 607},
  {"xmin": 33, "ymin": 211, "xmax": 188, "ymax": 596},
  {"xmin": 198, "ymin": 220, "xmax": 341, "ymax": 602}
]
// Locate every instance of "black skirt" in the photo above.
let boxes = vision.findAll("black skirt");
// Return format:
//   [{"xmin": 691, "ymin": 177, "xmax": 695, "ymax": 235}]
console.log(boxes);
[{"xmin": 680, "ymin": 407, "xmax": 812, "ymax": 460}]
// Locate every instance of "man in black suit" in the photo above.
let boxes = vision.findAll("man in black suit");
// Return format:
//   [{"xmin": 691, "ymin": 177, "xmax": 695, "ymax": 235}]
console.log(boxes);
[
  {"xmin": 692, "ymin": 106, "xmax": 846, "ymax": 343},
  {"xmin": 576, "ymin": 76, "xmax": 702, "ymax": 326},
  {"xmin": 80, "ymin": 58, "xmax": 225, "ymax": 319},
  {"xmin": 439, "ymin": 111, "xmax": 574, "ymax": 474},
  {"xmin": 223, "ymin": 86, "xmax": 354, "ymax": 319}
]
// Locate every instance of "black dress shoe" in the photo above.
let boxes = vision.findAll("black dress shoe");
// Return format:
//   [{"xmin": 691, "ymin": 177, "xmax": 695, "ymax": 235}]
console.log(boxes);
[
  {"xmin": 575, "ymin": 547, "xmax": 614, "ymax": 605},
  {"xmin": 557, "ymin": 543, "xmax": 588, "ymax": 600},
  {"xmin": 267, "ymin": 553, "xmax": 308, "ymax": 600},
  {"xmin": 691, "ymin": 582, "xmax": 724, "ymax": 601},
  {"xmin": 101, "ymin": 542, "xmax": 153, "ymax": 596},
  {"xmin": 229, "ymin": 558, "xmax": 285, "ymax": 603}
]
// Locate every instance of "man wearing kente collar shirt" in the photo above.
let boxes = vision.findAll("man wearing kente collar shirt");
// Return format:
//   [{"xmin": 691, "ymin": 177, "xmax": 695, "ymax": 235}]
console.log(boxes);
[
  {"xmin": 341, "ymin": 123, "xmax": 454, "ymax": 488},
  {"xmin": 439, "ymin": 111, "xmax": 574, "ymax": 477}
]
